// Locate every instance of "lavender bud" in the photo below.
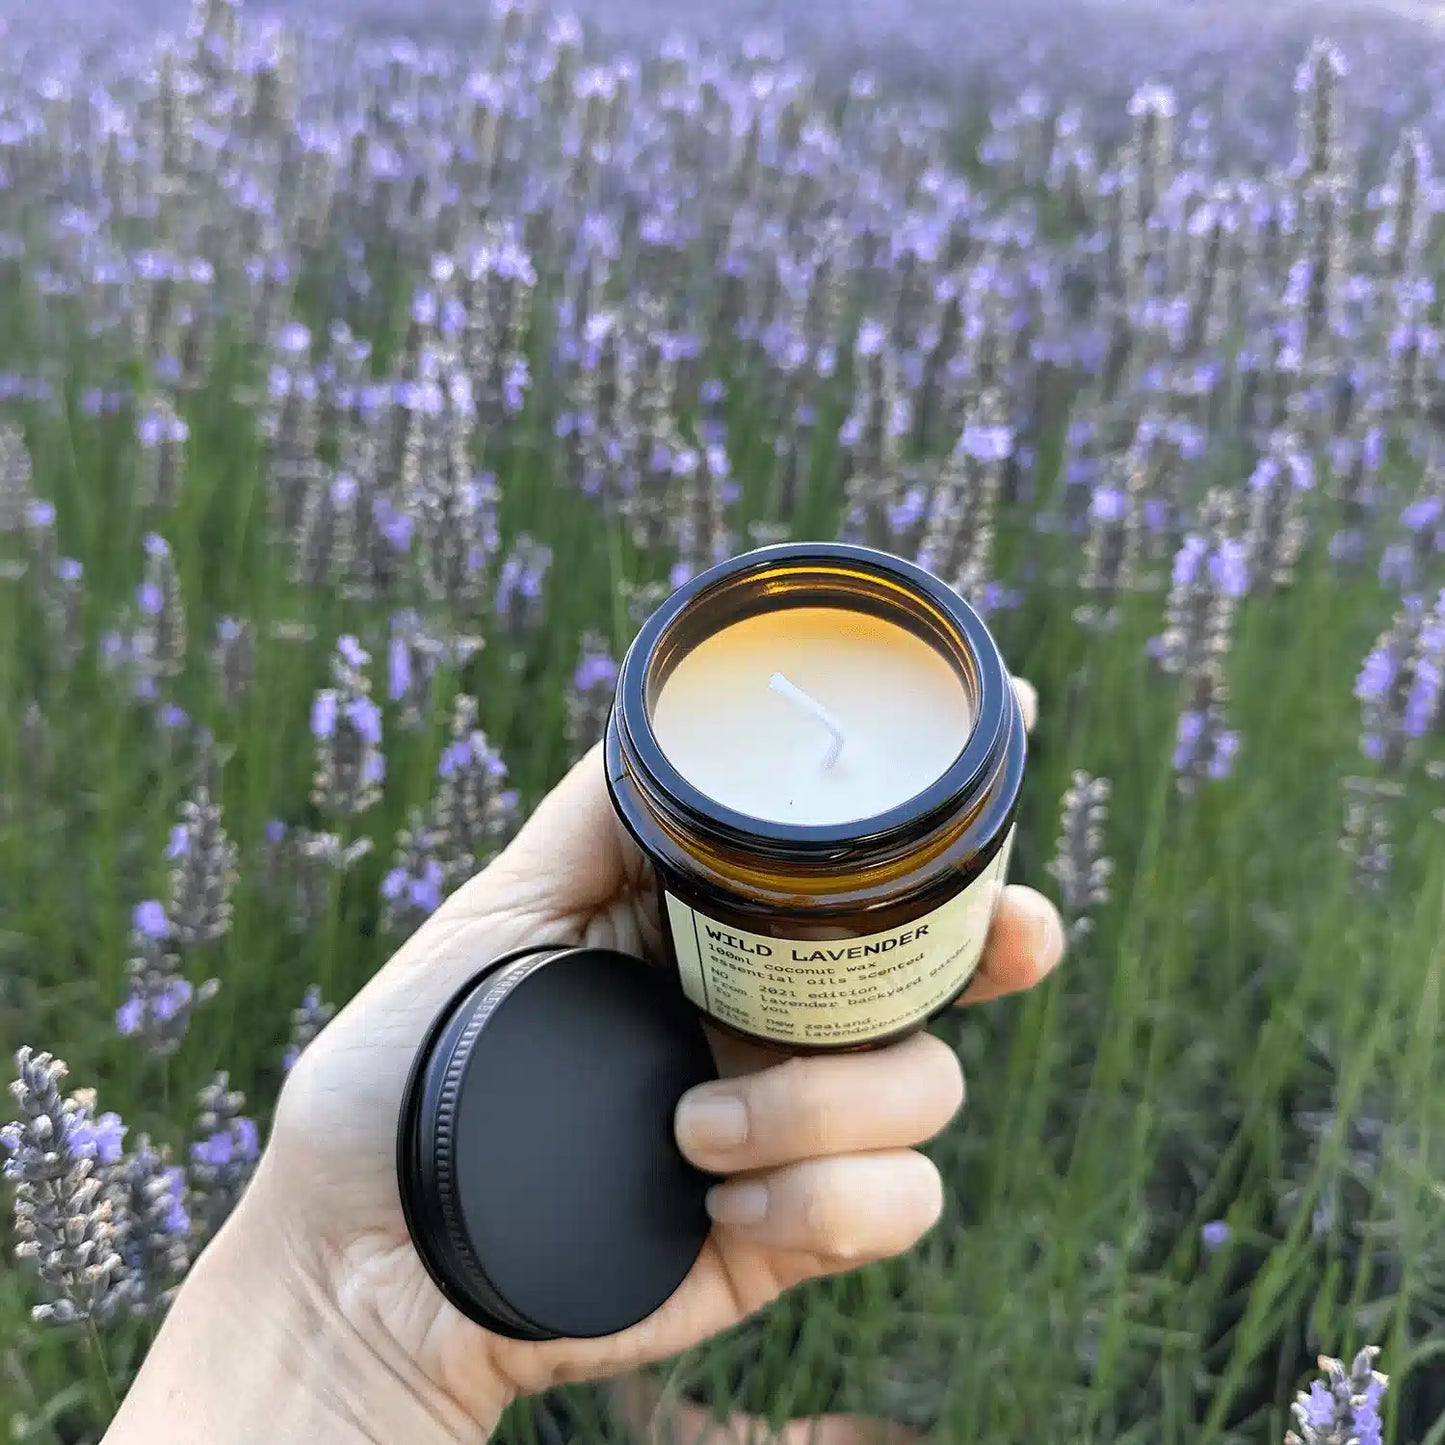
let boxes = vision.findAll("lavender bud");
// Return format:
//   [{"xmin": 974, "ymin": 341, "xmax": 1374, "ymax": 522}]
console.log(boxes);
[
  {"xmin": 493, "ymin": 535, "xmax": 553, "ymax": 641},
  {"xmin": 1285, "ymin": 1346, "xmax": 1386, "ymax": 1445},
  {"xmin": 1124, "ymin": 83, "xmax": 1177, "ymax": 234},
  {"xmin": 188, "ymin": 1074, "xmax": 259, "ymax": 1246},
  {"xmin": 167, "ymin": 766, "xmax": 238, "ymax": 948},
  {"xmin": 210, "ymin": 616, "xmax": 254, "ymax": 707},
  {"xmin": 283, "ymin": 987, "xmax": 335, "ymax": 1073},
  {"xmin": 381, "ymin": 809, "xmax": 448, "ymax": 936},
  {"xmin": 1244, "ymin": 433, "xmax": 1313, "ymax": 591},
  {"xmin": 1375, "ymin": 130, "xmax": 1430, "ymax": 277},
  {"xmin": 1293, "ymin": 40, "xmax": 1348, "ymax": 187},
  {"xmin": 116, "ymin": 905, "xmax": 219, "ymax": 1059},
  {"xmin": 41, "ymin": 556, "xmax": 85, "ymax": 669},
  {"xmin": 915, "ymin": 396, "xmax": 1011, "ymax": 604},
  {"xmin": 1156, "ymin": 491, "xmax": 1246, "ymax": 677},
  {"xmin": 566, "ymin": 634, "xmax": 620, "ymax": 762},
  {"xmin": 294, "ymin": 466, "xmax": 358, "ymax": 590},
  {"xmin": 3, "ymin": 1049, "xmax": 125, "ymax": 1325},
  {"xmin": 1045, "ymin": 772, "xmax": 1113, "ymax": 940},
  {"xmin": 433, "ymin": 695, "xmax": 518, "ymax": 884},
  {"xmin": 134, "ymin": 532, "xmax": 187, "ymax": 683},
  {"xmin": 136, "ymin": 398, "xmax": 189, "ymax": 510},
  {"xmin": 310, "ymin": 635, "xmax": 384, "ymax": 819},
  {"xmin": 105, "ymin": 1136, "xmax": 191, "ymax": 1320},
  {"xmin": 1338, "ymin": 777, "xmax": 1403, "ymax": 894},
  {"xmin": 1354, "ymin": 590, "xmax": 1445, "ymax": 771},
  {"xmin": 284, "ymin": 829, "xmax": 373, "ymax": 933},
  {"xmin": 1075, "ymin": 444, "xmax": 1149, "ymax": 630}
]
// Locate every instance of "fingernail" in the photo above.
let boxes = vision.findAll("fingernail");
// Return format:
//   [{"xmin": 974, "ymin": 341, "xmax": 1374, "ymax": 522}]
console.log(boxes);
[
  {"xmin": 1022, "ymin": 890, "xmax": 1065, "ymax": 967},
  {"xmin": 706, "ymin": 1180, "xmax": 768, "ymax": 1226},
  {"xmin": 676, "ymin": 1091, "xmax": 749, "ymax": 1153}
]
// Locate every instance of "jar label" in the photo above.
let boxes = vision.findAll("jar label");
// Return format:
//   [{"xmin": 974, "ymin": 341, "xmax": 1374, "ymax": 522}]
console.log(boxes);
[{"xmin": 663, "ymin": 828, "xmax": 1016, "ymax": 1047}]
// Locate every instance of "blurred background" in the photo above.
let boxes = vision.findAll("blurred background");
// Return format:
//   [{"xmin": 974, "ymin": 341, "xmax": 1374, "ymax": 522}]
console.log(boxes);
[{"xmin": 0, "ymin": 0, "xmax": 1441, "ymax": 1441}]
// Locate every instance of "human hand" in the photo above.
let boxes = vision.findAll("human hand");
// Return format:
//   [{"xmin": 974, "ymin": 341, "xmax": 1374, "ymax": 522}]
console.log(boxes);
[{"xmin": 106, "ymin": 680, "xmax": 1062, "ymax": 1445}]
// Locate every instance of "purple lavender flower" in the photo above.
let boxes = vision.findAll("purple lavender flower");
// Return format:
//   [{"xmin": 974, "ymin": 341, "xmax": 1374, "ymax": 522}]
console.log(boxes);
[
  {"xmin": 1355, "ymin": 591, "xmax": 1445, "ymax": 769},
  {"xmin": 136, "ymin": 398, "xmax": 189, "ymax": 509},
  {"xmin": 106, "ymin": 1136, "xmax": 191, "ymax": 1319},
  {"xmin": 282, "ymin": 986, "xmax": 335, "ymax": 1073},
  {"xmin": 2, "ymin": 1049, "xmax": 125, "ymax": 1324},
  {"xmin": 168, "ymin": 762, "xmax": 238, "ymax": 948},
  {"xmin": 210, "ymin": 616, "xmax": 254, "ymax": 707},
  {"xmin": 188, "ymin": 1074, "xmax": 259, "ymax": 1245},
  {"xmin": 432, "ymin": 694, "xmax": 518, "ymax": 884},
  {"xmin": 116, "ymin": 920, "xmax": 218, "ymax": 1059},
  {"xmin": 1200, "ymin": 1220, "xmax": 1230, "ymax": 1252},
  {"xmin": 493, "ymin": 535, "xmax": 553, "ymax": 639},
  {"xmin": 1285, "ymin": 1348, "xmax": 1387, "ymax": 1445},
  {"xmin": 311, "ymin": 636, "xmax": 384, "ymax": 818},
  {"xmin": 566, "ymin": 634, "xmax": 619, "ymax": 762},
  {"xmin": 1156, "ymin": 492, "xmax": 1242, "ymax": 679},
  {"xmin": 381, "ymin": 811, "xmax": 448, "ymax": 936},
  {"xmin": 133, "ymin": 899, "xmax": 170, "ymax": 940}
]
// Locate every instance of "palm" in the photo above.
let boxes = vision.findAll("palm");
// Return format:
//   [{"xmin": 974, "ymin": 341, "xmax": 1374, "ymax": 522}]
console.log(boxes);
[
  {"xmin": 260, "ymin": 685, "xmax": 1054, "ymax": 1426},
  {"xmin": 266, "ymin": 834, "xmax": 802, "ymax": 1413}
]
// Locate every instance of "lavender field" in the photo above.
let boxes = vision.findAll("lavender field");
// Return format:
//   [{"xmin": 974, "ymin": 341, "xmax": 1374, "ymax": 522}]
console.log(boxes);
[{"xmin": 0, "ymin": 0, "xmax": 1442, "ymax": 1440}]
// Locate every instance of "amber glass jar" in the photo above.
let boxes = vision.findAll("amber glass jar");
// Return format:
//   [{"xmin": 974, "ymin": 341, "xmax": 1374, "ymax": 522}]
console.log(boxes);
[{"xmin": 605, "ymin": 542, "xmax": 1025, "ymax": 1053}]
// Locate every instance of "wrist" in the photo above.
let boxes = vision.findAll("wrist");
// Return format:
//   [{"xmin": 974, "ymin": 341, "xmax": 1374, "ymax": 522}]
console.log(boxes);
[{"xmin": 105, "ymin": 1160, "xmax": 509, "ymax": 1445}]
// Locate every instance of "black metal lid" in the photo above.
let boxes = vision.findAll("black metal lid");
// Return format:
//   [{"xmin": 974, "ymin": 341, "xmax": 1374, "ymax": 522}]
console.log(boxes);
[{"xmin": 397, "ymin": 945, "xmax": 718, "ymax": 1341}]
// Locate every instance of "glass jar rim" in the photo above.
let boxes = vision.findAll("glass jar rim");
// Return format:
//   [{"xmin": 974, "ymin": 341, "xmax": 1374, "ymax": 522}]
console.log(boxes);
[{"xmin": 613, "ymin": 542, "xmax": 1015, "ymax": 861}]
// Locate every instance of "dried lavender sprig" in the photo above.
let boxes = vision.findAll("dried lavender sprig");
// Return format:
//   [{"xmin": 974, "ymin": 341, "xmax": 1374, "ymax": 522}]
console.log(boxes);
[
  {"xmin": 1045, "ymin": 772, "xmax": 1114, "ymax": 940},
  {"xmin": 188, "ymin": 1074, "xmax": 259, "ymax": 1246},
  {"xmin": 283, "ymin": 987, "xmax": 334, "ymax": 1073},
  {"xmin": 1284, "ymin": 1347, "xmax": 1387, "ymax": 1445},
  {"xmin": 2, "ymin": 1049, "xmax": 124, "ymax": 1326}
]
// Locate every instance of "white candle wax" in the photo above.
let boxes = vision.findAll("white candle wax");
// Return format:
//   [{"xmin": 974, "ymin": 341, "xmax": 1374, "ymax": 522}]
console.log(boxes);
[{"xmin": 650, "ymin": 607, "xmax": 972, "ymax": 826}]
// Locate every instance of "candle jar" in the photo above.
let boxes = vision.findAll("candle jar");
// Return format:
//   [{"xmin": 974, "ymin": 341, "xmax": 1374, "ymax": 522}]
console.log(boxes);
[{"xmin": 605, "ymin": 542, "xmax": 1026, "ymax": 1053}]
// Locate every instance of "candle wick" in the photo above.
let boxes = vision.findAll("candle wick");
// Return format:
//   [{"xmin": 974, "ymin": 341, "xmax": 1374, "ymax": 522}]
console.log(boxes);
[{"xmin": 769, "ymin": 672, "xmax": 846, "ymax": 770}]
